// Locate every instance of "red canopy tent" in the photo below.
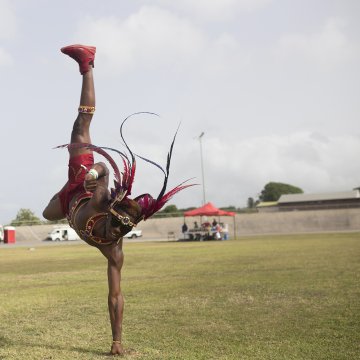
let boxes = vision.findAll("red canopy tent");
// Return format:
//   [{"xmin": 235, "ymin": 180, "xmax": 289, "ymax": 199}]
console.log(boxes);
[
  {"xmin": 184, "ymin": 202, "xmax": 236, "ymax": 239},
  {"xmin": 184, "ymin": 202, "xmax": 235, "ymax": 217}
]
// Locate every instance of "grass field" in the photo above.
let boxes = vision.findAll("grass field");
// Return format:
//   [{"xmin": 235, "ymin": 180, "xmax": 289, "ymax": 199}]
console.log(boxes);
[{"xmin": 0, "ymin": 233, "xmax": 359, "ymax": 360}]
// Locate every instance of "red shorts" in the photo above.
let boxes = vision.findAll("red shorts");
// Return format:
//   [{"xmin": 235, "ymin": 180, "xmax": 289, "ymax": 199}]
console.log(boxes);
[{"xmin": 58, "ymin": 153, "xmax": 94, "ymax": 215}]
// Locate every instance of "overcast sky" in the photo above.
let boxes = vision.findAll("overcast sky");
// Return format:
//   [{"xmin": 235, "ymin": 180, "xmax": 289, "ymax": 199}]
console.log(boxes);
[{"xmin": 0, "ymin": 0, "xmax": 359, "ymax": 224}]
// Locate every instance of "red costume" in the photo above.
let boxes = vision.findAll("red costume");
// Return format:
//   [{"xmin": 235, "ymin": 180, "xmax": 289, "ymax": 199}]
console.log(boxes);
[{"xmin": 58, "ymin": 153, "xmax": 94, "ymax": 216}]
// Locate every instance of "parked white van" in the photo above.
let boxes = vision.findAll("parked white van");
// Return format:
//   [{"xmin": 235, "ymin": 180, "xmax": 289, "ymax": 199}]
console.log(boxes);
[
  {"xmin": 0, "ymin": 225, "xmax": 4, "ymax": 242},
  {"xmin": 123, "ymin": 229, "xmax": 142, "ymax": 239},
  {"xmin": 46, "ymin": 227, "xmax": 80, "ymax": 241}
]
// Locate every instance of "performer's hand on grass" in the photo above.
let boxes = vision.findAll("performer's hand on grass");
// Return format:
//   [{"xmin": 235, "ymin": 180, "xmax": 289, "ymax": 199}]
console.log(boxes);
[
  {"xmin": 110, "ymin": 342, "xmax": 124, "ymax": 356},
  {"xmin": 84, "ymin": 173, "xmax": 97, "ymax": 192}
]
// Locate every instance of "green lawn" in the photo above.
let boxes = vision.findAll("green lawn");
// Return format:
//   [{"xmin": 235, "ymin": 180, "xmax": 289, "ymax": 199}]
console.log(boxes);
[{"xmin": 0, "ymin": 233, "xmax": 359, "ymax": 359}]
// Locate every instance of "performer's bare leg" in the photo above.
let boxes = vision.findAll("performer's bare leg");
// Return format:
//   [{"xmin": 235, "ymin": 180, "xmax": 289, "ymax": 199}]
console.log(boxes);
[
  {"xmin": 43, "ymin": 47, "xmax": 95, "ymax": 220},
  {"xmin": 42, "ymin": 183, "xmax": 68, "ymax": 220},
  {"xmin": 69, "ymin": 67, "xmax": 95, "ymax": 156}
]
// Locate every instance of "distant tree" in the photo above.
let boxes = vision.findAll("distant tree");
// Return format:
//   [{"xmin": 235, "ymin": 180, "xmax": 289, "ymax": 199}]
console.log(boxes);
[
  {"xmin": 180, "ymin": 207, "xmax": 196, "ymax": 212},
  {"xmin": 11, "ymin": 208, "xmax": 41, "ymax": 226},
  {"xmin": 247, "ymin": 197, "xmax": 255, "ymax": 208},
  {"xmin": 259, "ymin": 182, "xmax": 303, "ymax": 202},
  {"xmin": 220, "ymin": 206, "xmax": 237, "ymax": 212},
  {"xmin": 159, "ymin": 204, "xmax": 178, "ymax": 213}
]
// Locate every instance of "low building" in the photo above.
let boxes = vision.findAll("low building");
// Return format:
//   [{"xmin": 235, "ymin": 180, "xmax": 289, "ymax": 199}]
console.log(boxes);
[
  {"xmin": 278, "ymin": 190, "xmax": 360, "ymax": 211},
  {"xmin": 256, "ymin": 201, "xmax": 279, "ymax": 213}
]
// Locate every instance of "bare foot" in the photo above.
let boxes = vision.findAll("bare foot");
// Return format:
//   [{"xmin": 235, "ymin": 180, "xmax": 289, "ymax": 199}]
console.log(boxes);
[{"xmin": 110, "ymin": 341, "xmax": 124, "ymax": 356}]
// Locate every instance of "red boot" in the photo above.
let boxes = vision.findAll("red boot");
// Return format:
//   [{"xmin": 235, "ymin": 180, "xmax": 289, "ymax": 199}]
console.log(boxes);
[{"xmin": 61, "ymin": 44, "xmax": 96, "ymax": 75}]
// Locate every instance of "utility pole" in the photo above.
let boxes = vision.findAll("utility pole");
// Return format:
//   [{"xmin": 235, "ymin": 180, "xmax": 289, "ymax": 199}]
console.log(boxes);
[{"xmin": 198, "ymin": 132, "xmax": 206, "ymax": 205}]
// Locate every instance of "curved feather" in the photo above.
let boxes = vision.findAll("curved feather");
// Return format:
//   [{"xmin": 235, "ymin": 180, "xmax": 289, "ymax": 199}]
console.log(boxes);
[
  {"xmin": 120, "ymin": 112, "xmax": 160, "ymax": 164},
  {"xmin": 133, "ymin": 153, "xmax": 166, "ymax": 175},
  {"xmin": 55, "ymin": 113, "xmax": 194, "ymax": 220}
]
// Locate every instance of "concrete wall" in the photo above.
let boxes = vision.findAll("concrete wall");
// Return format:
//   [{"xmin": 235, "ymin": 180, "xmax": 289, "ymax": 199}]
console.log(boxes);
[
  {"xmin": 233, "ymin": 208, "xmax": 360, "ymax": 236},
  {"xmin": 11, "ymin": 208, "xmax": 360, "ymax": 243}
]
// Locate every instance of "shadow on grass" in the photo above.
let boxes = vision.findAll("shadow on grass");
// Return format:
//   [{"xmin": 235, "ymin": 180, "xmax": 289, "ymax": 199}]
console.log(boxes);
[
  {"xmin": 0, "ymin": 330, "xmax": 141, "ymax": 357},
  {"xmin": 0, "ymin": 335, "xmax": 10, "ymax": 347},
  {"xmin": 0, "ymin": 335, "xmax": 104, "ymax": 356},
  {"xmin": 34, "ymin": 343, "xmax": 114, "ymax": 356},
  {"xmin": 0, "ymin": 335, "xmax": 12, "ymax": 360},
  {"xmin": 1, "ymin": 336, "xmax": 139, "ymax": 358}
]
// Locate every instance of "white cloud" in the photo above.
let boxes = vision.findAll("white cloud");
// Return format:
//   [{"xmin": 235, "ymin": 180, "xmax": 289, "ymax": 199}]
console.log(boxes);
[
  {"xmin": 75, "ymin": 6, "xmax": 206, "ymax": 75},
  {"xmin": 143, "ymin": 0, "xmax": 272, "ymax": 21},
  {"xmin": 0, "ymin": 0, "xmax": 17, "ymax": 39},
  {"xmin": 190, "ymin": 132, "xmax": 360, "ymax": 206},
  {"xmin": 73, "ymin": 5, "xmax": 252, "ymax": 83},
  {"xmin": 0, "ymin": 0, "xmax": 16, "ymax": 68},
  {"xmin": 277, "ymin": 17, "xmax": 358, "ymax": 70},
  {"xmin": 201, "ymin": 32, "xmax": 250, "ymax": 74},
  {"xmin": 0, "ymin": 47, "xmax": 12, "ymax": 66}
]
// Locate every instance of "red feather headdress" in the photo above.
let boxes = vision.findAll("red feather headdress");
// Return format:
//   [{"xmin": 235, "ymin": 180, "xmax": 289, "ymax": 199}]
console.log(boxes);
[{"xmin": 56, "ymin": 113, "xmax": 195, "ymax": 222}]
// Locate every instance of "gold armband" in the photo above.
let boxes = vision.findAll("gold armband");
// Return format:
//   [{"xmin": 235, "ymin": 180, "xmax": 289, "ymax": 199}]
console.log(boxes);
[{"xmin": 78, "ymin": 105, "xmax": 95, "ymax": 114}]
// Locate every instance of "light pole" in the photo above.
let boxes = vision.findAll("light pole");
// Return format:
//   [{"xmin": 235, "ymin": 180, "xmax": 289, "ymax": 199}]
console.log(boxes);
[{"xmin": 198, "ymin": 132, "xmax": 206, "ymax": 205}]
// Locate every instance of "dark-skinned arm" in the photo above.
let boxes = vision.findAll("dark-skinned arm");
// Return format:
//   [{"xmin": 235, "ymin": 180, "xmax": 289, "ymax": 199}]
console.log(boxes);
[
  {"xmin": 99, "ymin": 244, "xmax": 125, "ymax": 356},
  {"xmin": 85, "ymin": 162, "xmax": 111, "ymax": 210},
  {"xmin": 84, "ymin": 162, "xmax": 109, "ymax": 192}
]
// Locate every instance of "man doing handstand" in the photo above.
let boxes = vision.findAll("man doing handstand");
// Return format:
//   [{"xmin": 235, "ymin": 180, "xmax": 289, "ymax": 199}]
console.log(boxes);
[{"xmin": 43, "ymin": 44, "xmax": 191, "ymax": 355}]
